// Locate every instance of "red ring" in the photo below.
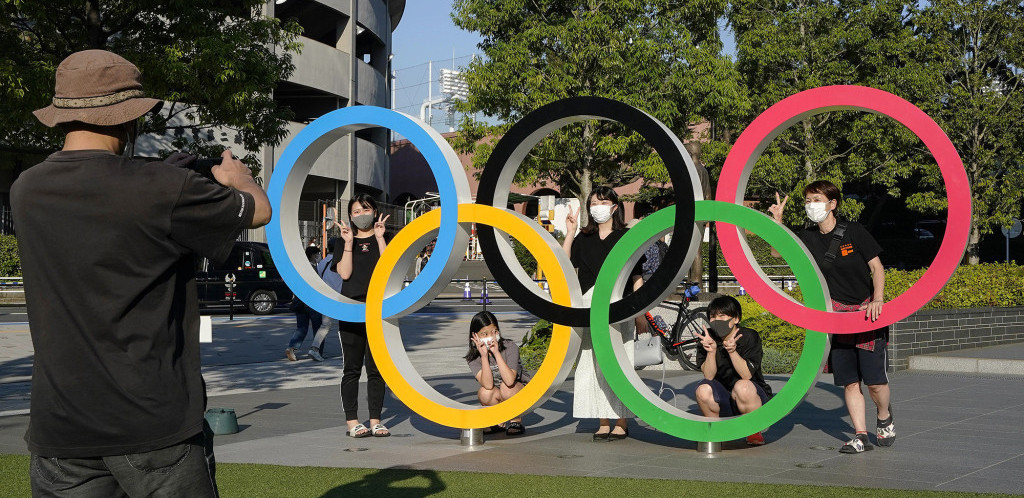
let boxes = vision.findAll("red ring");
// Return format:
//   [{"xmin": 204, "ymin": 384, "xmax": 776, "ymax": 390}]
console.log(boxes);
[{"xmin": 715, "ymin": 86, "xmax": 970, "ymax": 334}]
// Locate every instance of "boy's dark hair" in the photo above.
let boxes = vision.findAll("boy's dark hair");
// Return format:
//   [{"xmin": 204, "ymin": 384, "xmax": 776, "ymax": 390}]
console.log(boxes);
[
  {"xmin": 802, "ymin": 180, "xmax": 842, "ymax": 210},
  {"xmin": 707, "ymin": 295, "xmax": 742, "ymax": 322}
]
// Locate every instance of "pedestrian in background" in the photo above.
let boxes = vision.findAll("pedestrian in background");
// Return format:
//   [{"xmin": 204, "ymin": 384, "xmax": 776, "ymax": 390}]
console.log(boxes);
[
  {"xmin": 285, "ymin": 245, "xmax": 324, "ymax": 361},
  {"xmin": 308, "ymin": 237, "xmax": 344, "ymax": 361}
]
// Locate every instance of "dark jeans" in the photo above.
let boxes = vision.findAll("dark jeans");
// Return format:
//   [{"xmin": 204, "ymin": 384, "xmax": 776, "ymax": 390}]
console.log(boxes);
[
  {"xmin": 339, "ymin": 321, "xmax": 385, "ymax": 421},
  {"xmin": 30, "ymin": 424, "xmax": 217, "ymax": 497},
  {"xmin": 287, "ymin": 308, "xmax": 323, "ymax": 350}
]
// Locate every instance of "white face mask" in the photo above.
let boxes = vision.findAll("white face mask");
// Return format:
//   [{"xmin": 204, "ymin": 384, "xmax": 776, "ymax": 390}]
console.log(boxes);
[
  {"xmin": 590, "ymin": 205, "xmax": 614, "ymax": 224},
  {"xmin": 805, "ymin": 201, "xmax": 830, "ymax": 223}
]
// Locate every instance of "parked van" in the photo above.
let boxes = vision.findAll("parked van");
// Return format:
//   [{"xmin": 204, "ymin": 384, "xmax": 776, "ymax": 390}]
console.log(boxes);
[{"xmin": 196, "ymin": 242, "xmax": 293, "ymax": 314}]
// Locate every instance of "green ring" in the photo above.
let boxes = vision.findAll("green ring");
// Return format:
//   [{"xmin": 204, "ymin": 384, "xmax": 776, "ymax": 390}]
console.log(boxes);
[{"xmin": 589, "ymin": 200, "xmax": 828, "ymax": 442}]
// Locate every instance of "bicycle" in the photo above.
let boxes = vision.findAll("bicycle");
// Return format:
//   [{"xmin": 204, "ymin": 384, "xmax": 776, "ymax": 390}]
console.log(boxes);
[{"xmin": 644, "ymin": 282, "xmax": 710, "ymax": 371}]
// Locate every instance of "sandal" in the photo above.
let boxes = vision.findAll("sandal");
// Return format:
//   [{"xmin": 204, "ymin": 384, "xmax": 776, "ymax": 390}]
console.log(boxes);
[
  {"xmin": 483, "ymin": 423, "xmax": 507, "ymax": 434},
  {"xmin": 839, "ymin": 434, "xmax": 873, "ymax": 454},
  {"xmin": 876, "ymin": 405, "xmax": 895, "ymax": 447},
  {"xmin": 371, "ymin": 423, "xmax": 391, "ymax": 437},
  {"xmin": 505, "ymin": 421, "xmax": 525, "ymax": 436},
  {"xmin": 347, "ymin": 423, "xmax": 371, "ymax": 438}
]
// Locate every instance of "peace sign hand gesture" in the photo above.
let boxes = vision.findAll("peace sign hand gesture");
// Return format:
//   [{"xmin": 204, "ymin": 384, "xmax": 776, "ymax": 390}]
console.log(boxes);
[
  {"xmin": 768, "ymin": 192, "xmax": 789, "ymax": 224},
  {"xmin": 337, "ymin": 219, "xmax": 353, "ymax": 243},
  {"xmin": 565, "ymin": 206, "xmax": 579, "ymax": 234},
  {"xmin": 374, "ymin": 213, "xmax": 390, "ymax": 239}
]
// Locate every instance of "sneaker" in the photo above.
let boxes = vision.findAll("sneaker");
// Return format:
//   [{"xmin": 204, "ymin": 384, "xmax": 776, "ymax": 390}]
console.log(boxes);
[
  {"xmin": 746, "ymin": 432, "xmax": 765, "ymax": 446},
  {"xmin": 839, "ymin": 433, "xmax": 873, "ymax": 454},
  {"xmin": 308, "ymin": 348, "xmax": 324, "ymax": 362},
  {"xmin": 285, "ymin": 348, "xmax": 297, "ymax": 361},
  {"xmin": 876, "ymin": 406, "xmax": 895, "ymax": 447}
]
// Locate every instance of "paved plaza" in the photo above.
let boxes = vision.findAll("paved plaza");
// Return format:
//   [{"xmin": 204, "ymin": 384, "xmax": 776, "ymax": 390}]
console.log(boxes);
[{"xmin": 1, "ymin": 302, "xmax": 1022, "ymax": 495}]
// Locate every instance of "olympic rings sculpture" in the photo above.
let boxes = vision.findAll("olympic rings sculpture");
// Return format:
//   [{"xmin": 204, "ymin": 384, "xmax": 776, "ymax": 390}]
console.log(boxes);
[{"xmin": 266, "ymin": 85, "xmax": 970, "ymax": 442}]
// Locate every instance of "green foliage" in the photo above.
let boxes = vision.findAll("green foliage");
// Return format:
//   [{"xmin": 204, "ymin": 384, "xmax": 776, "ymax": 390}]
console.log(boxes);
[
  {"xmin": 519, "ymin": 319, "xmax": 553, "ymax": 372},
  {"xmin": 885, "ymin": 263, "xmax": 1024, "ymax": 309},
  {"xmin": 905, "ymin": 1, "xmax": 1024, "ymax": 264},
  {"xmin": 737, "ymin": 294, "xmax": 805, "ymax": 361},
  {"xmin": 1, "ymin": 1, "xmax": 303, "ymax": 171},
  {"xmin": 726, "ymin": 0, "xmax": 1024, "ymax": 265},
  {"xmin": 450, "ymin": 0, "xmax": 746, "ymax": 219},
  {"xmin": 0, "ymin": 235, "xmax": 19, "ymax": 277},
  {"xmin": 703, "ymin": 233, "xmax": 793, "ymax": 276},
  {"xmin": 511, "ymin": 238, "xmax": 538, "ymax": 276},
  {"xmin": 762, "ymin": 347, "xmax": 801, "ymax": 375}
]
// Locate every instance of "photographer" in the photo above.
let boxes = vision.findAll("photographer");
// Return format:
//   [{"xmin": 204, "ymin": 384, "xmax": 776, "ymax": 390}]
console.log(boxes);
[{"xmin": 12, "ymin": 50, "xmax": 270, "ymax": 496}]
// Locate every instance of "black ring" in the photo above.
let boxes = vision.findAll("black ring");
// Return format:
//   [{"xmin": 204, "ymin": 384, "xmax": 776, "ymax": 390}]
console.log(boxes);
[{"xmin": 476, "ymin": 96, "xmax": 699, "ymax": 326}]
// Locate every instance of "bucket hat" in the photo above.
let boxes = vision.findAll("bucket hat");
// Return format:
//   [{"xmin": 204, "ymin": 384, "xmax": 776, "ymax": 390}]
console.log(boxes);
[{"xmin": 33, "ymin": 50, "xmax": 162, "ymax": 128}]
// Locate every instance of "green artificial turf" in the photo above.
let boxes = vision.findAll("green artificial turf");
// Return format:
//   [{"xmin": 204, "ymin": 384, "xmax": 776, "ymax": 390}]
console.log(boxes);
[{"xmin": 0, "ymin": 454, "xmax": 1009, "ymax": 497}]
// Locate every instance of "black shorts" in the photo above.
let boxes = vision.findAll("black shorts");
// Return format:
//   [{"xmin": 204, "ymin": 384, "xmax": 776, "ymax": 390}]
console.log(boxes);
[
  {"xmin": 696, "ymin": 379, "xmax": 769, "ymax": 417},
  {"xmin": 828, "ymin": 331, "xmax": 889, "ymax": 386}
]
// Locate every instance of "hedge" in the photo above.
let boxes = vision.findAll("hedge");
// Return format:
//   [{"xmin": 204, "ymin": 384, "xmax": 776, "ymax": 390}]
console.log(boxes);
[
  {"xmin": 0, "ymin": 235, "xmax": 19, "ymax": 277},
  {"xmin": 519, "ymin": 263, "xmax": 1024, "ymax": 376}
]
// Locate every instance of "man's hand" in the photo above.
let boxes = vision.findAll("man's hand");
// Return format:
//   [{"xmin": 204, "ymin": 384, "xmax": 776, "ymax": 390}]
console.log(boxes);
[
  {"xmin": 211, "ymin": 150, "xmax": 255, "ymax": 189},
  {"xmin": 700, "ymin": 326, "xmax": 717, "ymax": 353},
  {"xmin": 210, "ymin": 150, "xmax": 271, "ymax": 227},
  {"xmin": 723, "ymin": 332, "xmax": 743, "ymax": 354}
]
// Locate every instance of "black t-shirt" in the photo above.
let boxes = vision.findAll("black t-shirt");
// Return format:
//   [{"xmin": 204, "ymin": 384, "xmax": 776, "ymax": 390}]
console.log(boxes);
[
  {"xmin": 334, "ymin": 234, "xmax": 390, "ymax": 301},
  {"xmin": 570, "ymin": 229, "xmax": 645, "ymax": 294},
  {"xmin": 12, "ymin": 150, "xmax": 254, "ymax": 457},
  {"xmin": 695, "ymin": 326, "xmax": 772, "ymax": 395},
  {"xmin": 797, "ymin": 221, "xmax": 882, "ymax": 305}
]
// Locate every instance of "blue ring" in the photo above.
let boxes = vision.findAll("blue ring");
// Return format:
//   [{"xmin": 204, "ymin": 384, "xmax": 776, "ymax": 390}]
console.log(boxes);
[{"xmin": 266, "ymin": 106, "xmax": 460, "ymax": 320}]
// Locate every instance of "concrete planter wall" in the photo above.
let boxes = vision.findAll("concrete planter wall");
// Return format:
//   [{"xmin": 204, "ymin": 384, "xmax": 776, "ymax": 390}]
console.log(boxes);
[{"xmin": 888, "ymin": 306, "xmax": 1024, "ymax": 370}]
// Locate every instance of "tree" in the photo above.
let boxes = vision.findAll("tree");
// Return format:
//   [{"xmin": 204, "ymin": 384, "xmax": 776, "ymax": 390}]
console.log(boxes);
[
  {"xmin": 450, "ymin": 0, "xmax": 747, "ymax": 224},
  {"xmin": 908, "ymin": 0, "xmax": 1024, "ymax": 264},
  {"xmin": 1, "ymin": 0, "xmax": 302, "ymax": 170},
  {"xmin": 725, "ymin": 0, "xmax": 926, "ymax": 225}
]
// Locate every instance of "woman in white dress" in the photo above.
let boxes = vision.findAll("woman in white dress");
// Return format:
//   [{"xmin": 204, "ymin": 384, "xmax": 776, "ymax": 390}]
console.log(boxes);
[{"xmin": 562, "ymin": 186, "xmax": 646, "ymax": 441}]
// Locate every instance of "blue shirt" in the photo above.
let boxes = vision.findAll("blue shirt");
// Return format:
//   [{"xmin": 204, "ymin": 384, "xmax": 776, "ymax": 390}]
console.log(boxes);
[{"xmin": 316, "ymin": 255, "xmax": 344, "ymax": 293}]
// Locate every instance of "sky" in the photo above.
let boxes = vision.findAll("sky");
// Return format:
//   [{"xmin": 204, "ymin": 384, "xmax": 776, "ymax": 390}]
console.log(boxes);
[{"xmin": 389, "ymin": 2, "xmax": 736, "ymax": 132}]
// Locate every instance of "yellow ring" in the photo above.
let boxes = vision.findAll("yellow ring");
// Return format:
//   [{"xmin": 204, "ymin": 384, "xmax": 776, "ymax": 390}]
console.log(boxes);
[{"xmin": 365, "ymin": 204, "xmax": 576, "ymax": 428}]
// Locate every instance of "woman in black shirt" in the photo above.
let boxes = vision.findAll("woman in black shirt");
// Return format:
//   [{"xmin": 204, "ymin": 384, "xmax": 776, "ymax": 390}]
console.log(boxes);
[
  {"xmin": 332, "ymin": 194, "xmax": 391, "ymax": 438},
  {"xmin": 562, "ymin": 186, "xmax": 645, "ymax": 441},
  {"xmin": 770, "ymin": 180, "xmax": 893, "ymax": 454}
]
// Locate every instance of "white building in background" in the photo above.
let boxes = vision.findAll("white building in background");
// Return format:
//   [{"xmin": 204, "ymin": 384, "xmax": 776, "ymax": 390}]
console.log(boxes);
[{"xmin": 139, "ymin": 0, "xmax": 406, "ymax": 242}]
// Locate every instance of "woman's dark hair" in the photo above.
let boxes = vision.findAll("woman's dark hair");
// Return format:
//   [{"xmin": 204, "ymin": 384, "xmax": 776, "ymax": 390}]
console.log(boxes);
[
  {"xmin": 348, "ymin": 193, "xmax": 379, "ymax": 218},
  {"xmin": 708, "ymin": 295, "xmax": 742, "ymax": 322},
  {"xmin": 581, "ymin": 186, "xmax": 626, "ymax": 234},
  {"xmin": 802, "ymin": 180, "xmax": 842, "ymax": 210},
  {"xmin": 464, "ymin": 310, "xmax": 508, "ymax": 361},
  {"xmin": 304, "ymin": 245, "xmax": 320, "ymax": 262}
]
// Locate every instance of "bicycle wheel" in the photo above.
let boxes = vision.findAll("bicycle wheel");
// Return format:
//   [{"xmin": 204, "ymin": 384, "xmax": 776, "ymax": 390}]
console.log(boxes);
[{"xmin": 674, "ymin": 307, "xmax": 709, "ymax": 371}]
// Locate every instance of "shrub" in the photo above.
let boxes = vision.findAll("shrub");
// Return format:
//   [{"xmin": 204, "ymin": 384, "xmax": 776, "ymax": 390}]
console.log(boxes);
[
  {"xmin": 519, "ymin": 319, "xmax": 552, "ymax": 372},
  {"xmin": 762, "ymin": 347, "xmax": 801, "ymax": 374},
  {"xmin": 886, "ymin": 263, "xmax": 1024, "ymax": 309},
  {"xmin": 0, "ymin": 235, "xmax": 20, "ymax": 277}
]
